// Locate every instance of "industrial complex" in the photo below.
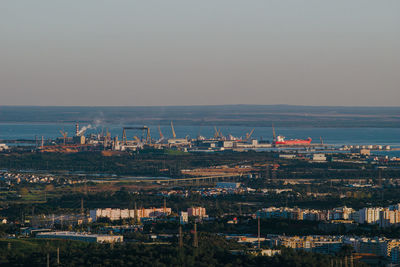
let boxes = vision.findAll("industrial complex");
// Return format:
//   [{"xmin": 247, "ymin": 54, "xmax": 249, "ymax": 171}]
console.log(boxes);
[{"xmin": 4, "ymin": 122, "xmax": 390, "ymax": 156}]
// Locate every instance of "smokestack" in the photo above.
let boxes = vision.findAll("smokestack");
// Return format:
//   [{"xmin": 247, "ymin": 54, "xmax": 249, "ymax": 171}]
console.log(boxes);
[{"xmin": 76, "ymin": 123, "xmax": 79, "ymax": 136}]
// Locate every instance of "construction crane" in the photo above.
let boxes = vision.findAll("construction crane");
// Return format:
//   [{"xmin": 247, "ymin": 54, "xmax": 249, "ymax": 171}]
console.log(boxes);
[
  {"xmin": 214, "ymin": 126, "xmax": 223, "ymax": 139},
  {"xmin": 59, "ymin": 130, "xmax": 68, "ymax": 146},
  {"xmin": 214, "ymin": 126, "xmax": 219, "ymax": 138},
  {"xmin": 146, "ymin": 126, "xmax": 151, "ymax": 144},
  {"xmin": 245, "ymin": 128, "xmax": 255, "ymax": 141},
  {"xmin": 272, "ymin": 124, "xmax": 276, "ymax": 142},
  {"xmin": 156, "ymin": 125, "xmax": 165, "ymax": 143},
  {"xmin": 158, "ymin": 125, "xmax": 164, "ymax": 139},
  {"xmin": 170, "ymin": 121, "xmax": 176, "ymax": 139}
]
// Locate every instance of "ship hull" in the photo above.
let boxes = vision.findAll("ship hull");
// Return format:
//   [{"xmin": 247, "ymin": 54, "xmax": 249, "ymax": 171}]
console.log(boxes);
[{"xmin": 274, "ymin": 138, "xmax": 312, "ymax": 145}]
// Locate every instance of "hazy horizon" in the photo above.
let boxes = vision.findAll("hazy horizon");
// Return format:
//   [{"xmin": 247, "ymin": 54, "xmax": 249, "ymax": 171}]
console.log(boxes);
[
  {"xmin": 1, "ymin": 104, "xmax": 400, "ymax": 108},
  {"xmin": 1, "ymin": 1, "xmax": 399, "ymax": 106}
]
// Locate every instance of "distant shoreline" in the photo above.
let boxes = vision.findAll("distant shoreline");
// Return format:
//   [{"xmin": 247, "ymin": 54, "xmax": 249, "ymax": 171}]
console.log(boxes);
[{"xmin": 0, "ymin": 105, "xmax": 399, "ymax": 128}]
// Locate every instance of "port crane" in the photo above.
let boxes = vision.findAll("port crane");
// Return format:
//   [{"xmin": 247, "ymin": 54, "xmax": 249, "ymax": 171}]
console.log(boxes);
[
  {"xmin": 245, "ymin": 128, "xmax": 255, "ymax": 141},
  {"xmin": 272, "ymin": 124, "xmax": 276, "ymax": 142},
  {"xmin": 214, "ymin": 126, "xmax": 223, "ymax": 139},
  {"xmin": 59, "ymin": 130, "xmax": 68, "ymax": 145},
  {"xmin": 156, "ymin": 125, "xmax": 165, "ymax": 143},
  {"xmin": 158, "ymin": 126, "xmax": 164, "ymax": 139},
  {"xmin": 170, "ymin": 121, "xmax": 177, "ymax": 139}
]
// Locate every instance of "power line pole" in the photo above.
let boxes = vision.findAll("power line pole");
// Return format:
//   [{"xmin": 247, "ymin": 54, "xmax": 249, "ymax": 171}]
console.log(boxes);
[
  {"xmin": 193, "ymin": 221, "xmax": 198, "ymax": 248},
  {"xmin": 179, "ymin": 225, "xmax": 183, "ymax": 249},
  {"xmin": 80, "ymin": 198, "xmax": 84, "ymax": 215},
  {"xmin": 31, "ymin": 206, "xmax": 35, "ymax": 228},
  {"xmin": 258, "ymin": 216, "xmax": 261, "ymax": 249},
  {"xmin": 47, "ymin": 253, "xmax": 50, "ymax": 267},
  {"xmin": 57, "ymin": 247, "xmax": 60, "ymax": 265}
]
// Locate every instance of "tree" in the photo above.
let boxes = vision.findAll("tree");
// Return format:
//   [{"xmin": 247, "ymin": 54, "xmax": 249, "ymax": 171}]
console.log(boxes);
[{"xmin": 18, "ymin": 187, "xmax": 29, "ymax": 196}]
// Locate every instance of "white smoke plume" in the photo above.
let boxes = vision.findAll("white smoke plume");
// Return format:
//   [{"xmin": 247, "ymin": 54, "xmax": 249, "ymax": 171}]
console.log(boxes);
[{"xmin": 77, "ymin": 124, "xmax": 92, "ymax": 136}]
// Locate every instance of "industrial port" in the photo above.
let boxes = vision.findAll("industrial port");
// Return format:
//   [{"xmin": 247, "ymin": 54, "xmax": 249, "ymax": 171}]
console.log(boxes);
[{"xmin": 0, "ymin": 122, "xmax": 395, "ymax": 157}]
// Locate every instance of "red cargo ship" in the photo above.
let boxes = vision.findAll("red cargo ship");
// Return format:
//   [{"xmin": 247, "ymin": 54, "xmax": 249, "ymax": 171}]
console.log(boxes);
[
  {"xmin": 272, "ymin": 125, "xmax": 312, "ymax": 146},
  {"xmin": 273, "ymin": 136, "xmax": 312, "ymax": 145}
]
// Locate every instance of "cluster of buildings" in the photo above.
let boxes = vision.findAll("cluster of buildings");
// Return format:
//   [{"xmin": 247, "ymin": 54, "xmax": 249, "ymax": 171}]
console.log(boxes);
[
  {"xmin": 89, "ymin": 207, "xmax": 206, "ymax": 223},
  {"xmin": 257, "ymin": 206, "xmax": 354, "ymax": 222},
  {"xmin": 226, "ymin": 234, "xmax": 400, "ymax": 263},
  {"xmin": 341, "ymin": 144, "xmax": 391, "ymax": 151},
  {"xmin": 278, "ymin": 153, "xmax": 327, "ymax": 162},
  {"xmin": 90, "ymin": 207, "xmax": 172, "ymax": 222},
  {"xmin": 197, "ymin": 182, "xmax": 251, "ymax": 196},
  {"xmin": 257, "ymin": 204, "xmax": 400, "ymax": 228},
  {"xmin": 268, "ymin": 235, "xmax": 400, "ymax": 261},
  {"xmin": 159, "ymin": 182, "xmax": 253, "ymax": 198},
  {"xmin": 0, "ymin": 171, "xmax": 85, "ymax": 185},
  {"xmin": 0, "ymin": 172, "xmax": 55, "ymax": 184}
]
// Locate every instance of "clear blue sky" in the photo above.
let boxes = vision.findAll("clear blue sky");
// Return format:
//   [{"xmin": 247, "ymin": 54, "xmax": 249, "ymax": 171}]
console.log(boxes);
[{"xmin": 1, "ymin": 0, "xmax": 399, "ymax": 106}]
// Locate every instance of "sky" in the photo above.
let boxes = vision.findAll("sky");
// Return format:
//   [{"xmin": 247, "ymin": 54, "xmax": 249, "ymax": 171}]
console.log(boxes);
[{"xmin": 0, "ymin": 0, "xmax": 399, "ymax": 106}]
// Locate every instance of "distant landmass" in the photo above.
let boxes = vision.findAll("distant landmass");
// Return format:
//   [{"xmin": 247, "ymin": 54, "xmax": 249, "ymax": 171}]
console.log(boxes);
[{"xmin": 0, "ymin": 105, "xmax": 399, "ymax": 127}]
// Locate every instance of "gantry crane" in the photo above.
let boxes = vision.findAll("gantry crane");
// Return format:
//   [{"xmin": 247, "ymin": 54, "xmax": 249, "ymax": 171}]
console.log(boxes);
[{"xmin": 122, "ymin": 126, "xmax": 151, "ymax": 145}]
